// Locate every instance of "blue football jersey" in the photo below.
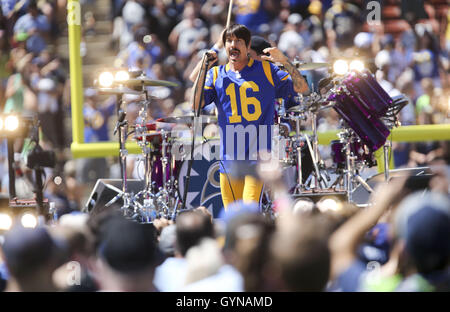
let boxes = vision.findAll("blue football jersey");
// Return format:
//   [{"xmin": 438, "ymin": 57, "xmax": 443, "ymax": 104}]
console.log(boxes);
[{"xmin": 204, "ymin": 58, "xmax": 294, "ymax": 173}]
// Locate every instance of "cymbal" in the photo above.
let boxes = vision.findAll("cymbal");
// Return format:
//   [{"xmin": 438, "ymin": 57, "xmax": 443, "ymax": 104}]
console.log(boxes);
[
  {"xmin": 124, "ymin": 77, "xmax": 179, "ymax": 88},
  {"xmin": 98, "ymin": 87, "xmax": 142, "ymax": 95},
  {"xmin": 287, "ymin": 105, "xmax": 307, "ymax": 113},
  {"xmin": 292, "ymin": 62, "xmax": 329, "ymax": 71},
  {"xmin": 156, "ymin": 115, "xmax": 217, "ymax": 124}
]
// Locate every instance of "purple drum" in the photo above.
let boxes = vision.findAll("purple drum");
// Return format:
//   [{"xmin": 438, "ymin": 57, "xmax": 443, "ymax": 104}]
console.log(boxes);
[
  {"xmin": 328, "ymin": 71, "xmax": 391, "ymax": 151},
  {"xmin": 150, "ymin": 155, "xmax": 171, "ymax": 189},
  {"xmin": 343, "ymin": 70, "xmax": 393, "ymax": 118},
  {"xmin": 331, "ymin": 140, "xmax": 376, "ymax": 168}
]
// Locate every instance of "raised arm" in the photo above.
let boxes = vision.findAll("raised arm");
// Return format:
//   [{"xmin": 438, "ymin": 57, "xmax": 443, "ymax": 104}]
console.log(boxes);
[
  {"xmin": 328, "ymin": 176, "xmax": 408, "ymax": 279},
  {"xmin": 190, "ymin": 54, "xmax": 210, "ymax": 112},
  {"xmin": 189, "ymin": 33, "xmax": 224, "ymax": 82},
  {"xmin": 189, "ymin": 51, "xmax": 218, "ymax": 83},
  {"xmin": 260, "ymin": 47, "xmax": 309, "ymax": 94}
]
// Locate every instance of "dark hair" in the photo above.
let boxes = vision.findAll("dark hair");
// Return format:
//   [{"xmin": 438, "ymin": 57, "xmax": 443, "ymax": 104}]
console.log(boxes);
[
  {"xmin": 175, "ymin": 210, "xmax": 214, "ymax": 257},
  {"xmin": 97, "ymin": 215, "xmax": 160, "ymax": 273},
  {"xmin": 28, "ymin": 0, "xmax": 38, "ymax": 10},
  {"xmin": 250, "ymin": 36, "xmax": 271, "ymax": 56},
  {"xmin": 270, "ymin": 216, "xmax": 331, "ymax": 291},
  {"xmin": 222, "ymin": 24, "xmax": 251, "ymax": 47},
  {"xmin": 2, "ymin": 227, "xmax": 58, "ymax": 279},
  {"xmin": 224, "ymin": 212, "xmax": 275, "ymax": 291}
]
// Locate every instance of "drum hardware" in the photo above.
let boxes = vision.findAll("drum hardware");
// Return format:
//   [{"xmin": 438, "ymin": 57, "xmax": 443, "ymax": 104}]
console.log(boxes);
[
  {"xmin": 88, "ymin": 67, "xmax": 410, "ymax": 218},
  {"xmin": 123, "ymin": 75, "xmax": 180, "ymax": 88},
  {"xmin": 339, "ymin": 129, "xmax": 375, "ymax": 203},
  {"xmin": 97, "ymin": 87, "xmax": 142, "ymax": 95},
  {"xmin": 95, "ymin": 72, "xmax": 184, "ymax": 222},
  {"xmin": 291, "ymin": 61, "xmax": 330, "ymax": 71},
  {"xmin": 156, "ymin": 115, "xmax": 218, "ymax": 125},
  {"xmin": 104, "ymin": 91, "xmax": 144, "ymax": 218},
  {"xmin": 286, "ymin": 92, "xmax": 331, "ymax": 193}
]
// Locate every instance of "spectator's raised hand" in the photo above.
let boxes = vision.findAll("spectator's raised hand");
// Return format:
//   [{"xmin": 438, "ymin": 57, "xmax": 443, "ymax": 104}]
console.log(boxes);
[{"xmin": 153, "ymin": 217, "xmax": 174, "ymax": 235}]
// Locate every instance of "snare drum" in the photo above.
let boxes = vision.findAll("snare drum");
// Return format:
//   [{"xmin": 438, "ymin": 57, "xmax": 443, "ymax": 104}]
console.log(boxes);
[
  {"xmin": 331, "ymin": 140, "xmax": 376, "ymax": 168},
  {"xmin": 134, "ymin": 122, "xmax": 162, "ymax": 145}
]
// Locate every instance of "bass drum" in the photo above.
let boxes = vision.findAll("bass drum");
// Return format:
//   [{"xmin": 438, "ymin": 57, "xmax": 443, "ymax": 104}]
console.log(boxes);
[{"xmin": 177, "ymin": 139, "xmax": 223, "ymax": 218}]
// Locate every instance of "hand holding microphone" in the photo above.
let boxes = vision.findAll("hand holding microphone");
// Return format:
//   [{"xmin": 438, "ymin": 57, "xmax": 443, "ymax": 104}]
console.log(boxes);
[{"xmin": 205, "ymin": 50, "xmax": 218, "ymax": 65}]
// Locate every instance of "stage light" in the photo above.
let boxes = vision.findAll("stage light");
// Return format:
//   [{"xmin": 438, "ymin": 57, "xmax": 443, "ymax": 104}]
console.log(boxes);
[
  {"xmin": 99, "ymin": 71, "xmax": 114, "ymax": 88},
  {"xmin": 0, "ymin": 213, "xmax": 12, "ymax": 231},
  {"xmin": 349, "ymin": 60, "xmax": 365, "ymax": 72},
  {"xmin": 0, "ymin": 117, "xmax": 3, "ymax": 131},
  {"xmin": 115, "ymin": 70, "xmax": 130, "ymax": 83},
  {"xmin": 333, "ymin": 60, "xmax": 349, "ymax": 75},
  {"xmin": 5, "ymin": 115, "xmax": 19, "ymax": 131},
  {"xmin": 293, "ymin": 199, "xmax": 315, "ymax": 215},
  {"xmin": 21, "ymin": 212, "xmax": 37, "ymax": 228},
  {"xmin": 316, "ymin": 197, "xmax": 341, "ymax": 213}
]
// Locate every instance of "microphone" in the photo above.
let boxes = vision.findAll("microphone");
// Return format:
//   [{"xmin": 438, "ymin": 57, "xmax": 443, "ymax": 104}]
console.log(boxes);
[
  {"xmin": 118, "ymin": 109, "xmax": 126, "ymax": 123},
  {"xmin": 205, "ymin": 51, "xmax": 217, "ymax": 61},
  {"xmin": 114, "ymin": 109, "xmax": 127, "ymax": 135}
]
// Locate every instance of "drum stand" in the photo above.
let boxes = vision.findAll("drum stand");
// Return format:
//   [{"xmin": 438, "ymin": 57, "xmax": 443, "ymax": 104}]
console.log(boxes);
[
  {"xmin": 383, "ymin": 141, "xmax": 391, "ymax": 181},
  {"xmin": 338, "ymin": 129, "xmax": 374, "ymax": 203},
  {"xmin": 106, "ymin": 95, "xmax": 142, "ymax": 217},
  {"xmin": 290, "ymin": 113, "xmax": 307, "ymax": 194},
  {"xmin": 134, "ymin": 98, "xmax": 176, "ymax": 221},
  {"xmin": 305, "ymin": 111, "xmax": 330, "ymax": 190},
  {"xmin": 153, "ymin": 129, "xmax": 174, "ymax": 219}
]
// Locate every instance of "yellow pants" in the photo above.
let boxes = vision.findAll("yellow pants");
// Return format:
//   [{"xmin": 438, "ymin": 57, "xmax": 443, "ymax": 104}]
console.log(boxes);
[{"xmin": 220, "ymin": 173, "xmax": 264, "ymax": 210}]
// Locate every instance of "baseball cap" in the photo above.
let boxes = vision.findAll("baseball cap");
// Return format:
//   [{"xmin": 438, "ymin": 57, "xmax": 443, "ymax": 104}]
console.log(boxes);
[
  {"xmin": 98, "ymin": 216, "xmax": 164, "ymax": 273},
  {"xmin": 15, "ymin": 32, "xmax": 29, "ymax": 42},
  {"xmin": 2, "ymin": 225, "xmax": 67, "ymax": 277},
  {"xmin": 395, "ymin": 192, "xmax": 450, "ymax": 273},
  {"xmin": 250, "ymin": 36, "xmax": 271, "ymax": 56}
]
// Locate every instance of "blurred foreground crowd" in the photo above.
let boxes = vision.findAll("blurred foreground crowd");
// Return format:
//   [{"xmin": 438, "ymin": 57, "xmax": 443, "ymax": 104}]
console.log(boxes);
[
  {"xmin": 0, "ymin": 0, "xmax": 448, "ymax": 208},
  {"xmin": 0, "ymin": 0, "xmax": 449, "ymax": 292},
  {"xmin": 0, "ymin": 160, "xmax": 449, "ymax": 292}
]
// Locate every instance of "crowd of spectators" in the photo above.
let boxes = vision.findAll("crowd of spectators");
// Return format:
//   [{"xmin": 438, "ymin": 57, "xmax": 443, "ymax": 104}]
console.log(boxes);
[
  {"xmin": 0, "ymin": 155, "xmax": 448, "ymax": 292},
  {"xmin": 0, "ymin": 0, "xmax": 448, "ymax": 292}
]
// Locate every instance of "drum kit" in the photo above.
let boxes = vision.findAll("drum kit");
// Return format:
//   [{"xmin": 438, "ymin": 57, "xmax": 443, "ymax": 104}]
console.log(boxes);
[
  {"xmin": 86, "ymin": 63, "xmax": 408, "ymax": 221},
  {"xmin": 91, "ymin": 74, "xmax": 223, "ymax": 222},
  {"xmin": 277, "ymin": 66, "xmax": 408, "ymax": 204}
]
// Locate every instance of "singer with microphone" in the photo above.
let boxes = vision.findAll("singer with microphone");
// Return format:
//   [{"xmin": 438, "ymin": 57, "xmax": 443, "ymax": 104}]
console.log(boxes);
[{"xmin": 190, "ymin": 24, "xmax": 309, "ymax": 210}]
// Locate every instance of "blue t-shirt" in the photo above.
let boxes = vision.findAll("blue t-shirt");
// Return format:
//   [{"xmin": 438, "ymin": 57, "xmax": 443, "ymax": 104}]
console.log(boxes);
[
  {"xmin": 14, "ymin": 13, "xmax": 50, "ymax": 54},
  {"xmin": 120, "ymin": 41, "xmax": 159, "ymax": 79},
  {"xmin": 83, "ymin": 103, "xmax": 115, "ymax": 142},
  {"xmin": 204, "ymin": 58, "xmax": 294, "ymax": 173},
  {"xmin": 235, "ymin": 0, "xmax": 270, "ymax": 33},
  {"xmin": 1, "ymin": 0, "xmax": 17, "ymax": 16}
]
